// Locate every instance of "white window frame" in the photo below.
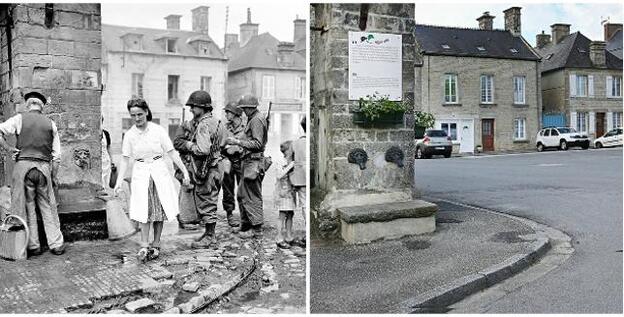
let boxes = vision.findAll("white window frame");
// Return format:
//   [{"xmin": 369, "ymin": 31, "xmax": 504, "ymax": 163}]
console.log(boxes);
[
  {"xmin": 440, "ymin": 122, "xmax": 458, "ymax": 141},
  {"xmin": 614, "ymin": 112, "xmax": 623, "ymax": 128},
  {"xmin": 444, "ymin": 74, "xmax": 458, "ymax": 103},
  {"xmin": 572, "ymin": 74, "xmax": 590, "ymax": 97},
  {"xmin": 200, "ymin": 76, "xmax": 212, "ymax": 94},
  {"xmin": 480, "ymin": 75, "xmax": 494, "ymax": 104},
  {"xmin": 262, "ymin": 75, "xmax": 275, "ymax": 99},
  {"xmin": 295, "ymin": 76, "xmax": 305, "ymax": 100},
  {"xmin": 513, "ymin": 118, "xmax": 526, "ymax": 140},
  {"xmin": 576, "ymin": 112, "xmax": 588, "ymax": 133},
  {"xmin": 168, "ymin": 75, "xmax": 179, "ymax": 101},
  {"xmin": 607, "ymin": 76, "xmax": 622, "ymax": 98},
  {"xmin": 131, "ymin": 73, "xmax": 144, "ymax": 98},
  {"xmin": 513, "ymin": 76, "xmax": 525, "ymax": 104}
]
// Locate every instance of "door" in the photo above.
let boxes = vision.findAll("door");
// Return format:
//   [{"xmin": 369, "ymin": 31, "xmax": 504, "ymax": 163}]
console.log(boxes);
[
  {"xmin": 482, "ymin": 119, "xmax": 494, "ymax": 151},
  {"xmin": 596, "ymin": 112, "xmax": 605, "ymax": 138},
  {"xmin": 459, "ymin": 120, "xmax": 474, "ymax": 153}
]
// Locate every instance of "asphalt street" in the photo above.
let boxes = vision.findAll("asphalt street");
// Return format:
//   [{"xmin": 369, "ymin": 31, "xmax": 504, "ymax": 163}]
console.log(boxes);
[{"xmin": 414, "ymin": 148, "xmax": 623, "ymax": 313}]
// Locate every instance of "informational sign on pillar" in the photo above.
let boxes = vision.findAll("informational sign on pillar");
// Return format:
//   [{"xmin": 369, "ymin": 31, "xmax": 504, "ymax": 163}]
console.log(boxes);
[{"xmin": 348, "ymin": 31, "xmax": 403, "ymax": 101}]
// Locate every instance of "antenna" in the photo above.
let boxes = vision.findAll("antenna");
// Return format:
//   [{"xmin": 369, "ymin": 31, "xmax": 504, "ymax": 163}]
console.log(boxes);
[{"xmin": 600, "ymin": 16, "xmax": 610, "ymax": 25}]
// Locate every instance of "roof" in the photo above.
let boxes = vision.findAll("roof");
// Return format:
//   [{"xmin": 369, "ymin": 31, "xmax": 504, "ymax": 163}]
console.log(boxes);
[
  {"xmin": 414, "ymin": 24, "xmax": 540, "ymax": 61},
  {"xmin": 102, "ymin": 24, "xmax": 226, "ymax": 60},
  {"xmin": 227, "ymin": 32, "xmax": 306, "ymax": 73},
  {"xmin": 607, "ymin": 29, "xmax": 622, "ymax": 59},
  {"xmin": 536, "ymin": 31, "xmax": 623, "ymax": 73}
]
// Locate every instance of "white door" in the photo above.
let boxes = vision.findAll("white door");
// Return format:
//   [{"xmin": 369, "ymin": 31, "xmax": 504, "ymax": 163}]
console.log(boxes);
[{"xmin": 459, "ymin": 120, "xmax": 474, "ymax": 153}]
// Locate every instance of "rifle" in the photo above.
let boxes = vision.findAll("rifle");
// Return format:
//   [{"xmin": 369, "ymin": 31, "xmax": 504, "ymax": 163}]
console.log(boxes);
[{"xmin": 266, "ymin": 101, "xmax": 273, "ymax": 131}]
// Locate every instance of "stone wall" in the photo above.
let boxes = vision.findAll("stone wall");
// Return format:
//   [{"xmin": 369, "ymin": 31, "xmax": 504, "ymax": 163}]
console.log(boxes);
[
  {"xmin": 0, "ymin": 3, "xmax": 102, "ymax": 202},
  {"xmin": 311, "ymin": 3, "xmax": 416, "ymax": 237}
]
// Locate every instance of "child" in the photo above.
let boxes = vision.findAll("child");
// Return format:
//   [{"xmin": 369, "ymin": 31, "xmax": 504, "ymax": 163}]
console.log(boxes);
[{"xmin": 274, "ymin": 141, "xmax": 296, "ymax": 249}]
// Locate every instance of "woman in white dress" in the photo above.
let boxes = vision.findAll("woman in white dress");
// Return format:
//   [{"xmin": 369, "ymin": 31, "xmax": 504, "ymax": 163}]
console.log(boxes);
[{"xmin": 113, "ymin": 98, "xmax": 190, "ymax": 262}]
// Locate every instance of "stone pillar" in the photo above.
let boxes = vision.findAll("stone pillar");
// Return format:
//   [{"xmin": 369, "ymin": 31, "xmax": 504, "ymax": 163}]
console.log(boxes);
[
  {"xmin": 311, "ymin": 3, "xmax": 417, "ymax": 238},
  {"xmin": 0, "ymin": 3, "xmax": 102, "ymax": 203}
]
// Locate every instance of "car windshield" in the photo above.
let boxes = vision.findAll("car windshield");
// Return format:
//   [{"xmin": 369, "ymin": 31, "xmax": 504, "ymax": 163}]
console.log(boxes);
[
  {"xmin": 557, "ymin": 128, "xmax": 576, "ymax": 134},
  {"xmin": 426, "ymin": 130, "xmax": 448, "ymax": 137}
]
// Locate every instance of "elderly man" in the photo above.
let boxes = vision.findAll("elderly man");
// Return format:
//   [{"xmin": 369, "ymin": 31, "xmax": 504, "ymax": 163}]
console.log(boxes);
[
  {"xmin": 225, "ymin": 95, "xmax": 269, "ymax": 239},
  {"xmin": 0, "ymin": 91, "xmax": 65, "ymax": 257},
  {"xmin": 221, "ymin": 102, "xmax": 244, "ymax": 228},
  {"xmin": 174, "ymin": 90, "xmax": 226, "ymax": 248}
]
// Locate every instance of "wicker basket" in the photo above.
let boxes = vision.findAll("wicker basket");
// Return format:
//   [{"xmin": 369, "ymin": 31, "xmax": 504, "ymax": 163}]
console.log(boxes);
[{"xmin": 0, "ymin": 214, "xmax": 29, "ymax": 261}]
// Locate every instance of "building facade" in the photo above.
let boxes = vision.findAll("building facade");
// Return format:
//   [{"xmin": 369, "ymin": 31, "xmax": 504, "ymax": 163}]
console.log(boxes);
[
  {"xmin": 101, "ymin": 6, "xmax": 228, "ymax": 156},
  {"xmin": 536, "ymin": 23, "xmax": 623, "ymax": 140},
  {"xmin": 415, "ymin": 8, "xmax": 541, "ymax": 153}
]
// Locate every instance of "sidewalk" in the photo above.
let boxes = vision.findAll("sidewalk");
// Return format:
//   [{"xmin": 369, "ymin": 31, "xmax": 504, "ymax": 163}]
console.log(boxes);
[{"xmin": 310, "ymin": 198, "xmax": 551, "ymax": 314}]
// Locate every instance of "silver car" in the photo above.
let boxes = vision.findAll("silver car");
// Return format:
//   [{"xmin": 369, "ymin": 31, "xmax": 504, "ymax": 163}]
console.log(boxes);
[
  {"xmin": 415, "ymin": 129, "xmax": 453, "ymax": 159},
  {"xmin": 594, "ymin": 128, "xmax": 623, "ymax": 148}
]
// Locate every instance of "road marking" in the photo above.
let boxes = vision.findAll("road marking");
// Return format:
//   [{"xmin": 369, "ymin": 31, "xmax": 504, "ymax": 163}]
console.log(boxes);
[{"xmin": 534, "ymin": 163, "xmax": 564, "ymax": 167}]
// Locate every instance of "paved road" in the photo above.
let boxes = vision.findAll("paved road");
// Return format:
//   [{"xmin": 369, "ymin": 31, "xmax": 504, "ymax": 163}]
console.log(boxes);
[{"xmin": 414, "ymin": 148, "xmax": 623, "ymax": 313}]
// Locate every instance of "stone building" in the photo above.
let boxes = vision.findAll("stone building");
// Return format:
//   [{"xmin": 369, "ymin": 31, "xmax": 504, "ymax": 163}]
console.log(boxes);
[
  {"xmin": 224, "ymin": 9, "xmax": 306, "ymax": 149},
  {"xmin": 535, "ymin": 23, "xmax": 623, "ymax": 139},
  {"xmin": 414, "ymin": 7, "xmax": 541, "ymax": 153},
  {"xmin": 0, "ymin": 3, "xmax": 102, "ymax": 203},
  {"xmin": 311, "ymin": 4, "xmax": 421, "ymax": 239},
  {"xmin": 101, "ymin": 6, "xmax": 228, "ymax": 156}
]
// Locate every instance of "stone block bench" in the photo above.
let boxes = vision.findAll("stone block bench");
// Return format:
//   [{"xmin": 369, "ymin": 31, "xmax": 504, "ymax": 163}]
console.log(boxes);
[{"xmin": 338, "ymin": 200, "xmax": 438, "ymax": 244}]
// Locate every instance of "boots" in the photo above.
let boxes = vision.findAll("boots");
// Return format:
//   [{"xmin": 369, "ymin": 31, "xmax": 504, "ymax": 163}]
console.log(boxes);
[
  {"xmin": 226, "ymin": 212, "xmax": 240, "ymax": 227},
  {"xmin": 191, "ymin": 223, "xmax": 216, "ymax": 248}
]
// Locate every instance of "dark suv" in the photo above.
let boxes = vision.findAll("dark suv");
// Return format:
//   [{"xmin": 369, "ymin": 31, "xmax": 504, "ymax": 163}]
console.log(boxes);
[{"xmin": 415, "ymin": 129, "xmax": 453, "ymax": 159}]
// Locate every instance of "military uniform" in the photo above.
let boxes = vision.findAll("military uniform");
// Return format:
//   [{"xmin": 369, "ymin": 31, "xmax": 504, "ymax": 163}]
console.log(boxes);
[{"xmin": 221, "ymin": 103, "xmax": 244, "ymax": 226}]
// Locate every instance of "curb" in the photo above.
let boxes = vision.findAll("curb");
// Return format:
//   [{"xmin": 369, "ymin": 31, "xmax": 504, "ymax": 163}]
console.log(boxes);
[{"xmin": 398, "ymin": 201, "xmax": 554, "ymax": 313}]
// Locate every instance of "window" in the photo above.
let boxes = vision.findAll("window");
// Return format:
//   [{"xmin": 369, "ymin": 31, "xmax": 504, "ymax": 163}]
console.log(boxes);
[
  {"xmin": 570, "ymin": 74, "xmax": 593, "ymax": 97},
  {"xmin": 131, "ymin": 73, "xmax": 144, "ymax": 98},
  {"xmin": 441, "ymin": 122, "xmax": 457, "ymax": 141},
  {"xmin": 544, "ymin": 129, "xmax": 550, "ymax": 137},
  {"xmin": 513, "ymin": 118, "xmax": 526, "ymax": 140},
  {"xmin": 262, "ymin": 75, "xmax": 275, "ymax": 99},
  {"xmin": 576, "ymin": 112, "xmax": 588, "ymax": 133},
  {"xmin": 513, "ymin": 76, "xmax": 525, "ymax": 104},
  {"xmin": 198, "ymin": 43, "xmax": 209, "ymax": 55},
  {"xmin": 476, "ymin": 46, "xmax": 486, "ymax": 51},
  {"xmin": 441, "ymin": 44, "xmax": 450, "ymax": 49},
  {"xmin": 614, "ymin": 112, "xmax": 623, "ymax": 128},
  {"xmin": 200, "ymin": 76, "xmax": 212, "ymax": 94},
  {"xmin": 444, "ymin": 74, "xmax": 458, "ymax": 103},
  {"xmin": 510, "ymin": 48, "xmax": 518, "ymax": 53},
  {"xmin": 607, "ymin": 76, "xmax": 622, "ymax": 98},
  {"xmin": 480, "ymin": 75, "xmax": 493, "ymax": 103},
  {"xmin": 166, "ymin": 39, "xmax": 177, "ymax": 53},
  {"xmin": 295, "ymin": 76, "xmax": 305, "ymax": 99},
  {"xmin": 168, "ymin": 75, "xmax": 179, "ymax": 101}
]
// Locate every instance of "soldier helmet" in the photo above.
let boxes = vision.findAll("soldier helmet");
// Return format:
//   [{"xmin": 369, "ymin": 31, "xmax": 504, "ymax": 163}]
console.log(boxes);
[
  {"xmin": 186, "ymin": 90, "xmax": 212, "ymax": 109},
  {"xmin": 24, "ymin": 91, "xmax": 47, "ymax": 105},
  {"xmin": 224, "ymin": 102, "xmax": 243, "ymax": 116},
  {"xmin": 237, "ymin": 95, "xmax": 259, "ymax": 108}
]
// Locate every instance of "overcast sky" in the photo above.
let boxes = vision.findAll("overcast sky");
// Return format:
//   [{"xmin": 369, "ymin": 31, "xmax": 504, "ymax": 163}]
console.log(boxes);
[
  {"xmin": 413, "ymin": 2, "xmax": 623, "ymax": 46},
  {"xmin": 101, "ymin": 2, "xmax": 308, "ymax": 48}
]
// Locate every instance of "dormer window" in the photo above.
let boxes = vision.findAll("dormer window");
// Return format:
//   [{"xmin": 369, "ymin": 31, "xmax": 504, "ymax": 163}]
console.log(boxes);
[
  {"xmin": 476, "ymin": 46, "xmax": 486, "ymax": 51},
  {"xmin": 546, "ymin": 53, "xmax": 553, "ymax": 60},
  {"xmin": 510, "ymin": 48, "xmax": 518, "ymax": 53},
  {"xmin": 441, "ymin": 44, "xmax": 450, "ymax": 49},
  {"xmin": 166, "ymin": 39, "xmax": 177, "ymax": 53},
  {"xmin": 199, "ymin": 43, "xmax": 209, "ymax": 55}
]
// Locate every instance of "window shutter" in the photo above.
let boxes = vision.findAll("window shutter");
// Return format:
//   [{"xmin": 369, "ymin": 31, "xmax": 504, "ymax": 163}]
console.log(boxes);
[
  {"xmin": 570, "ymin": 112, "xmax": 577, "ymax": 129},
  {"xmin": 569, "ymin": 74, "xmax": 577, "ymax": 97},
  {"xmin": 588, "ymin": 75, "xmax": 594, "ymax": 97},
  {"xmin": 606, "ymin": 76, "xmax": 613, "ymax": 98},
  {"xmin": 607, "ymin": 112, "xmax": 613, "ymax": 131}
]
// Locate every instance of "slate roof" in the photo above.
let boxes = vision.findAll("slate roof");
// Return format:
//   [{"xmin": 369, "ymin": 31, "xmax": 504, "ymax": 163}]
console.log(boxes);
[
  {"xmin": 102, "ymin": 24, "xmax": 226, "ymax": 60},
  {"xmin": 227, "ymin": 32, "xmax": 306, "ymax": 73},
  {"xmin": 535, "ymin": 31, "xmax": 623, "ymax": 73},
  {"xmin": 414, "ymin": 24, "xmax": 539, "ymax": 61},
  {"xmin": 607, "ymin": 29, "xmax": 622, "ymax": 59}
]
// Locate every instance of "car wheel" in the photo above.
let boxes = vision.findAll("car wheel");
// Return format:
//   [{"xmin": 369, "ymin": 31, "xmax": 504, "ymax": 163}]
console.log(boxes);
[
  {"xmin": 559, "ymin": 140, "xmax": 568, "ymax": 151},
  {"xmin": 443, "ymin": 152, "xmax": 451, "ymax": 158},
  {"xmin": 416, "ymin": 147, "xmax": 423, "ymax": 159},
  {"xmin": 595, "ymin": 142, "xmax": 603, "ymax": 149},
  {"xmin": 536, "ymin": 143, "xmax": 544, "ymax": 152},
  {"xmin": 581, "ymin": 143, "xmax": 589, "ymax": 150}
]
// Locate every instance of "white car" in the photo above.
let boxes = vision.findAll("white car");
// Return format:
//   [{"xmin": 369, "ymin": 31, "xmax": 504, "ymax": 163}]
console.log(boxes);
[
  {"xmin": 536, "ymin": 127, "xmax": 590, "ymax": 152},
  {"xmin": 594, "ymin": 128, "xmax": 623, "ymax": 148}
]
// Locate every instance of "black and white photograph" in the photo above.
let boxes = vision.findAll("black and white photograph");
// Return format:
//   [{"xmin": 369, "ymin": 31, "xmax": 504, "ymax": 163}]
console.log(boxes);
[{"xmin": 0, "ymin": 2, "xmax": 307, "ymax": 314}]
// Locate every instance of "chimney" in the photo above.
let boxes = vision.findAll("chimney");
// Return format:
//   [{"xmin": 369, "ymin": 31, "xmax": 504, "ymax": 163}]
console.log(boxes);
[
  {"xmin": 589, "ymin": 41, "xmax": 607, "ymax": 67},
  {"xmin": 536, "ymin": 30, "xmax": 551, "ymax": 48},
  {"xmin": 277, "ymin": 42, "xmax": 295, "ymax": 67},
  {"xmin": 503, "ymin": 7, "xmax": 521, "ymax": 36},
  {"xmin": 192, "ymin": 6, "xmax": 209, "ymax": 35},
  {"xmin": 604, "ymin": 23, "xmax": 623, "ymax": 41},
  {"xmin": 239, "ymin": 8, "xmax": 259, "ymax": 47},
  {"xmin": 477, "ymin": 11, "xmax": 495, "ymax": 30},
  {"xmin": 165, "ymin": 14, "xmax": 181, "ymax": 30},
  {"xmin": 293, "ymin": 16, "xmax": 306, "ymax": 42},
  {"xmin": 224, "ymin": 33, "xmax": 239, "ymax": 53},
  {"xmin": 551, "ymin": 23, "xmax": 570, "ymax": 45}
]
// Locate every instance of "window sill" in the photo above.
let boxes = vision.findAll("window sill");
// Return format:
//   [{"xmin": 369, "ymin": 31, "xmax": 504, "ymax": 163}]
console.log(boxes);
[
  {"xmin": 513, "ymin": 139, "xmax": 529, "ymax": 143},
  {"xmin": 512, "ymin": 103, "xmax": 529, "ymax": 108},
  {"xmin": 479, "ymin": 103, "xmax": 496, "ymax": 107},
  {"xmin": 166, "ymin": 99, "xmax": 182, "ymax": 107},
  {"xmin": 442, "ymin": 103, "xmax": 462, "ymax": 107}
]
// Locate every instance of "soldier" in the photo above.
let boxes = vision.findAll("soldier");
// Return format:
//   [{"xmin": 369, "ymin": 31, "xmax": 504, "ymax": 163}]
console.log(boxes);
[
  {"xmin": 225, "ymin": 95, "xmax": 268, "ymax": 239},
  {"xmin": 0, "ymin": 91, "xmax": 65, "ymax": 257},
  {"xmin": 290, "ymin": 115, "xmax": 306, "ymax": 247},
  {"xmin": 221, "ymin": 102, "xmax": 244, "ymax": 227},
  {"xmin": 173, "ymin": 90, "xmax": 226, "ymax": 248}
]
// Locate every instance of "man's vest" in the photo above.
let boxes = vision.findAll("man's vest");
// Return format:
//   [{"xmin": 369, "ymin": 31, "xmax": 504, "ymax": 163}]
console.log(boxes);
[{"xmin": 16, "ymin": 112, "xmax": 54, "ymax": 162}]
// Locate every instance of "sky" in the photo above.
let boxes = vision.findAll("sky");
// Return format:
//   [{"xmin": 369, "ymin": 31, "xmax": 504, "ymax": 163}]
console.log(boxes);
[
  {"xmin": 414, "ymin": 2, "xmax": 624, "ymax": 46},
  {"xmin": 101, "ymin": 2, "xmax": 308, "ymax": 48}
]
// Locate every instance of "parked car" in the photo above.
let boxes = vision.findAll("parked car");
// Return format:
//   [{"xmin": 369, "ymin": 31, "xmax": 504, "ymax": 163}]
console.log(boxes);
[
  {"xmin": 535, "ymin": 127, "xmax": 589, "ymax": 151},
  {"xmin": 415, "ymin": 129, "xmax": 453, "ymax": 159},
  {"xmin": 594, "ymin": 127, "xmax": 623, "ymax": 148}
]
